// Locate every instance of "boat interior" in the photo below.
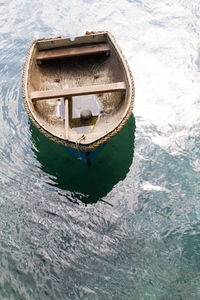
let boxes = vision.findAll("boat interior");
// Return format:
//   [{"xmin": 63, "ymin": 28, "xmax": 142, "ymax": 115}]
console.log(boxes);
[{"xmin": 27, "ymin": 34, "xmax": 129, "ymax": 144}]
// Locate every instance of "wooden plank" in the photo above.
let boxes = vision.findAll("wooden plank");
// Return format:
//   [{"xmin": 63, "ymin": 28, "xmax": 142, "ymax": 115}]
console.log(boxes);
[
  {"xmin": 36, "ymin": 43, "xmax": 110, "ymax": 61},
  {"xmin": 70, "ymin": 116, "xmax": 98, "ymax": 128},
  {"xmin": 64, "ymin": 98, "xmax": 69, "ymax": 140},
  {"xmin": 31, "ymin": 82, "xmax": 126, "ymax": 101}
]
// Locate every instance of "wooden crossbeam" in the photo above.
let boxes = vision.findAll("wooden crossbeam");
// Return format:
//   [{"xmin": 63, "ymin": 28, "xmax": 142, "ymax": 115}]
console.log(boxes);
[
  {"xmin": 31, "ymin": 82, "xmax": 126, "ymax": 101},
  {"xmin": 36, "ymin": 43, "xmax": 110, "ymax": 61}
]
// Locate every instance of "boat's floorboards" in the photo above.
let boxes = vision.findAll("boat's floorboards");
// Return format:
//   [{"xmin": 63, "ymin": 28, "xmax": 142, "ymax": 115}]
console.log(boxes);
[{"xmin": 30, "ymin": 50, "xmax": 126, "ymax": 141}]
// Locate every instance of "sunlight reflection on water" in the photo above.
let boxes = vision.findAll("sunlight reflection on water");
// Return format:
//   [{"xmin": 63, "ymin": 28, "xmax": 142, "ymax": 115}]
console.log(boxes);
[{"xmin": 0, "ymin": 0, "xmax": 200, "ymax": 299}]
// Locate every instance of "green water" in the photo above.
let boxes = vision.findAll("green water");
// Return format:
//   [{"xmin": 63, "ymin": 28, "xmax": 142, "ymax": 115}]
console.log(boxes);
[
  {"xmin": 31, "ymin": 115, "xmax": 135, "ymax": 204},
  {"xmin": 0, "ymin": 0, "xmax": 200, "ymax": 299}
]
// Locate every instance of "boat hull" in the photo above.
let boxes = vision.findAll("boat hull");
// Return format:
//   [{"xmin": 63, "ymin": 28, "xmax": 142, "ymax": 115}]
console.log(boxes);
[{"xmin": 23, "ymin": 31, "xmax": 134, "ymax": 154}]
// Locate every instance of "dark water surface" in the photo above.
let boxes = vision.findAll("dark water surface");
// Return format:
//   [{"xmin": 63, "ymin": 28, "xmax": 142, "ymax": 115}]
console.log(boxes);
[{"xmin": 0, "ymin": 0, "xmax": 200, "ymax": 299}]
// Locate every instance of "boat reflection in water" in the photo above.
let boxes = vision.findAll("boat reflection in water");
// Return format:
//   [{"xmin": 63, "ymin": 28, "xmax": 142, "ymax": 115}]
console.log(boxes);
[{"xmin": 30, "ymin": 114, "xmax": 135, "ymax": 205}]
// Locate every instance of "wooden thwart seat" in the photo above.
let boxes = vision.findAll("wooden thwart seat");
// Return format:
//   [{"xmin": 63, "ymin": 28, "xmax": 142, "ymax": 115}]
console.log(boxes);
[
  {"xmin": 36, "ymin": 43, "xmax": 110, "ymax": 62},
  {"xmin": 31, "ymin": 82, "xmax": 126, "ymax": 101}
]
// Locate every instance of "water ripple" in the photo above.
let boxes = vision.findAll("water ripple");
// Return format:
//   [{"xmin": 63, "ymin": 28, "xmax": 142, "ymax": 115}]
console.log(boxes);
[{"xmin": 0, "ymin": 0, "xmax": 200, "ymax": 299}]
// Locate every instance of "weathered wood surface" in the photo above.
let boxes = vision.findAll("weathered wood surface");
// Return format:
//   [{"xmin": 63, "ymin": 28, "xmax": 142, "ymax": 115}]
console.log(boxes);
[
  {"xmin": 36, "ymin": 43, "xmax": 110, "ymax": 61},
  {"xmin": 70, "ymin": 116, "xmax": 98, "ymax": 128},
  {"xmin": 64, "ymin": 98, "xmax": 69, "ymax": 140},
  {"xmin": 31, "ymin": 82, "xmax": 126, "ymax": 101}
]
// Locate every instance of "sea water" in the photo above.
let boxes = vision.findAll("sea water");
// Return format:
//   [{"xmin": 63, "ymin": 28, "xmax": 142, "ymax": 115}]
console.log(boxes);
[{"xmin": 0, "ymin": 0, "xmax": 200, "ymax": 299}]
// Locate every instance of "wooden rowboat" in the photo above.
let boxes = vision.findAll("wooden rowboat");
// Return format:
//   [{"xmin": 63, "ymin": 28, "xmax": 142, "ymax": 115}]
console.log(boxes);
[{"xmin": 23, "ymin": 31, "xmax": 134, "ymax": 163}]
